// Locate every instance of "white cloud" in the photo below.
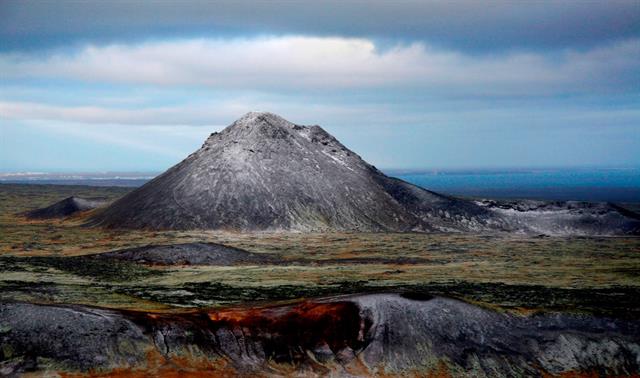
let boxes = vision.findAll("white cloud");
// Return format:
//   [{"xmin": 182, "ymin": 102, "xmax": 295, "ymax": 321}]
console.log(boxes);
[
  {"xmin": 0, "ymin": 100, "xmax": 220, "ymax": 126},
  {"xmin": 17, "ymin": 119, "xmax": 206, "ymax": 159},
  {"xmin": 1, "ymin": 36, "xmax": 638, "ymax": 95},
  {"xmin": 0, "ymin": 97, "xmax": 392, "ymax": 127},
  {"xmin": 3, "ymin": 96, "xmax": 639, "ymax": 136}
]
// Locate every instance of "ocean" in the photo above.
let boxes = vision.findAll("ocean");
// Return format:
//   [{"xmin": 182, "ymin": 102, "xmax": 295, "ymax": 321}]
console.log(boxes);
[
  {"xmin": 1, "ymin": 167, "xmax": 639, "ymax": 203},
  {"xmin": 391, "ymin": 167, "xmax": 640, "ymax": 203}
]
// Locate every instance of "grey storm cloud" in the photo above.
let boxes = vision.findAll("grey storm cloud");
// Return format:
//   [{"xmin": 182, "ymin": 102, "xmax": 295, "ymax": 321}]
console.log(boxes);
[{"xmin": 1, "ymin": 0, "xmax": 638, "ymax": 52}]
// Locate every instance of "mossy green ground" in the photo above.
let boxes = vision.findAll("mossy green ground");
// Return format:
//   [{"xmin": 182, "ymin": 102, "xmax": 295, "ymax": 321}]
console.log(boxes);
[{"xmin": 1, "ymin": 183, "xmax": 639, "ymax": 317}]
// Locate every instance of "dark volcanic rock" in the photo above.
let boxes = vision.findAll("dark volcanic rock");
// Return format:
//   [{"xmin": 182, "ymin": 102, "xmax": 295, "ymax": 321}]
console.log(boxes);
[
  {"xmin": 88, "ymin": 112, "xmax": 640, "ymax": 235},
  {"xmin": 352, "ymin": 294, "xmax": 640, "ymax": 375},
  {"xmin": 88, "ymin": 242, "xmax": 276, "ymax": 266},
  {"xmin": 88, "ymin": 112, "xmax": 442, "ymax": 232},
  {"xmin": 24, "ymin": 196, "xmax": 108, "ymax": 219},
  {"xmin": 0, "ymin": 302, "xmax": 147, "ymax": 372},
  {"xmin": 86, "ymin": 242, "xmax": 431, "ymax": 267},
  {"xmin": 1, "ymin": 294, "xmax": 639, "ymax": 376}
]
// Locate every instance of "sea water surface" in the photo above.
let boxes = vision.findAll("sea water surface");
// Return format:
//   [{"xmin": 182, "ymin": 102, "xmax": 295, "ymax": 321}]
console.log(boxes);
[
  {"xmin": 1, "ymin": 168, "xmax": 639, "ymax": 203},
  {"xmin": 391, "ymin": 167, "xmax": 640, "ymax": 203}
]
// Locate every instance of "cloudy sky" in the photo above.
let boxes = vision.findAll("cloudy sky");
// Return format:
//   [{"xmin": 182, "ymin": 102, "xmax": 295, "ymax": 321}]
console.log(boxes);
[{"xmin": 1, "ymin": 0, "xmax": 639, "ymax": 172}]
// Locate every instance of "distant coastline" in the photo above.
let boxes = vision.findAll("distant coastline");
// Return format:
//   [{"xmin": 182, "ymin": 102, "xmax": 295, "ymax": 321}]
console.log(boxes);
[
  {"xmin": 0, "ymin": 172, "xmax": 157, "ymax": 187},
  {"xmin": 2, "ymin": 167, "xmax": 639, "ymax": 203}
]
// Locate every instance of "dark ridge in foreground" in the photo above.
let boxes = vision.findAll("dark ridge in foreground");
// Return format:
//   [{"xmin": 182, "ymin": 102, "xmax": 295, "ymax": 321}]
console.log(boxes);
[
  {"xmin": 23, "ymin": 196, "xmax": 108, "ymax": 219},
  {"xmin": 1, "ymin": 294, "xmax": 639, "ymax": 376},
  {"xmin": 87, "ymin": 242, "xmax": 277, "ymax": 266},
  {"xmin": 88, "ymin": 112, "xmax": 640, "ymax": 235}
]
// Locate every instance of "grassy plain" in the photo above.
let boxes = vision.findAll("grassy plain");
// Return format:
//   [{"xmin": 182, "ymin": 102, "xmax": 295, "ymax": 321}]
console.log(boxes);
[{"xmin": 1, "ymin": 183, "xmax": 639, "ymax": 317}]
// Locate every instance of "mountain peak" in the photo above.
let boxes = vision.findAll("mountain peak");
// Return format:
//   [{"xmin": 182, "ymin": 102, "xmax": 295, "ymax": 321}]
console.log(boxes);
[
  {"xmin": 237, "ymin": 111, "xmax": 287, "ymax": 122},
  {"xmin": 231, "ymin": 111, "xmax": 295, "ymax": 130},
  {"xmin": 212, "ymin": 111, "xmax": 303, "ymax": 143},
  {"xmin": 89, "ymin": 113, "xmax": 640, "ymax": 235}
]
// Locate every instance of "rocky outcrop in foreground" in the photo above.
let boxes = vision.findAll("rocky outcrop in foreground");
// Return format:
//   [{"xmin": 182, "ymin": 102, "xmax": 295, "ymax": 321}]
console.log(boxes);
[
  {"xmin": 2, "ymin": 294, "xmax": 639, "ymax": 376},
  {"xmin": 88, "ymin": 112, "xmax": 640, "ymax": 235}
]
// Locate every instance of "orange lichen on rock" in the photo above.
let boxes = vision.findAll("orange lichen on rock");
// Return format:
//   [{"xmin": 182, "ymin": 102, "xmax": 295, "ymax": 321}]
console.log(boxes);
[{"xmin": 208, "ymin": 300, "xmax": 368, "ymax": 350}]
